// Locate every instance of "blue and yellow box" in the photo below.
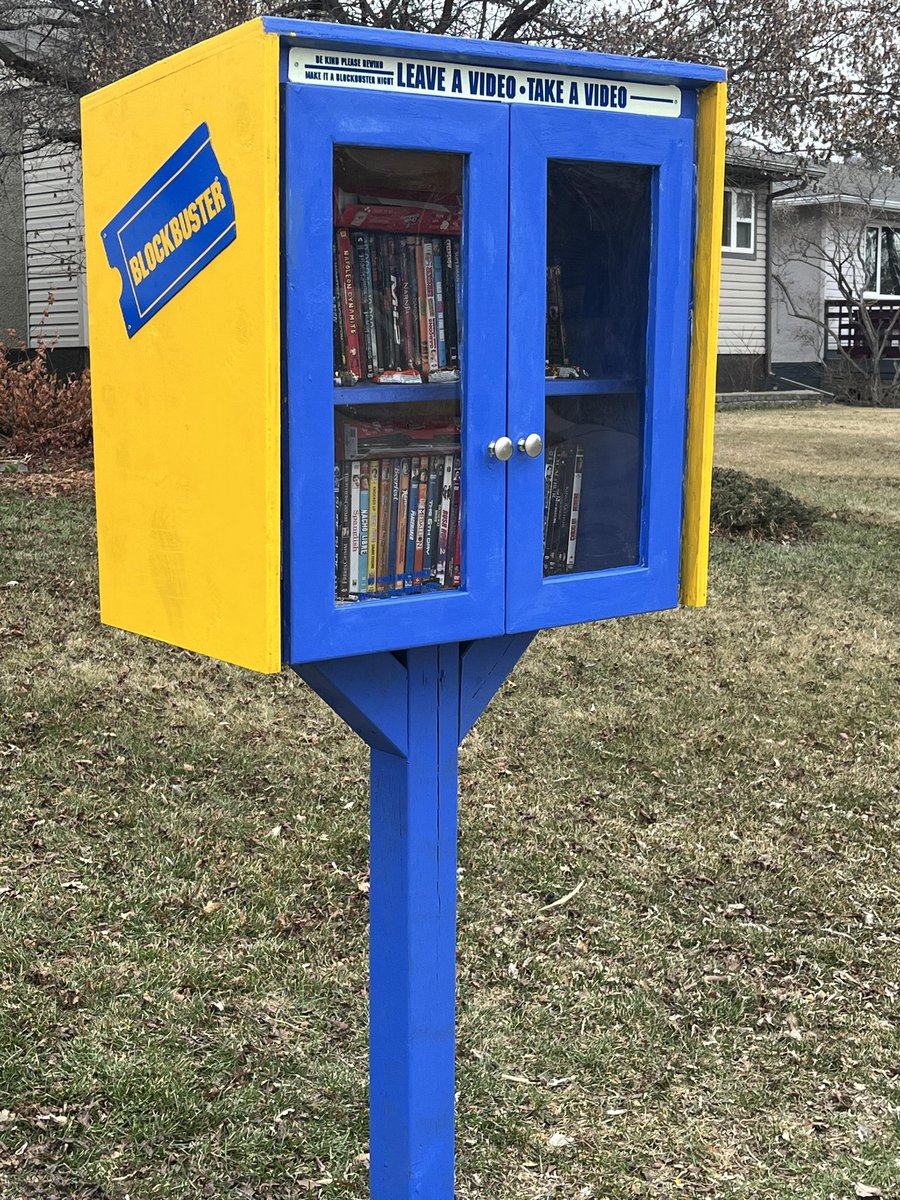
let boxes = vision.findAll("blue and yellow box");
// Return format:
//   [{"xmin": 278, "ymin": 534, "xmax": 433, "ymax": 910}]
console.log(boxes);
[{"xmin": 82, "ymin": 19, "xmax": 725, "ymax": 673}]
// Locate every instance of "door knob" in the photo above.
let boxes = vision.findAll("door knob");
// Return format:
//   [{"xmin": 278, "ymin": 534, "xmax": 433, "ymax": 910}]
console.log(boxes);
[
  {"xmin": 517, "ymin": 433, "xmax": 543, "ymax": 457},
  {"xmin": 488, "ymin": 436, "xmax": 514, "ymax": 461}
]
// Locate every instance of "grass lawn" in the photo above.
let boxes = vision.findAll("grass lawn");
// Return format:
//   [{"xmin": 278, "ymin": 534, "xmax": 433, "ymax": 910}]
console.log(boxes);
[{"xmin": 1, "ymin": 406, "xmax": 898, "ymax": 1199}]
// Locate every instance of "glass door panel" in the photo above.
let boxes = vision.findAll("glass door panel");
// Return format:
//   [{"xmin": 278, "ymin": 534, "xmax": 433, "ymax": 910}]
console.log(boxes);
[
  {"xmin": 333, "ymin": 147, "xmax": 463, "ymax": 389},
  {"xmin": 507, "ymin": 107, "xmax": 694, "ymax": 633},
  {"xmin": 331, "ymin": 147, "xmax": 464, "ymax": 602},
  {"xmin": 544, "ymin": 160, "xmax": 651, "ymax": 577},
  {"xmin": 334, "ymin": 398, "xmax": 462, "ymax": 599},
  {"xmin": 284, "ymin": 86, "xmax": 509, "ymax": 663}
]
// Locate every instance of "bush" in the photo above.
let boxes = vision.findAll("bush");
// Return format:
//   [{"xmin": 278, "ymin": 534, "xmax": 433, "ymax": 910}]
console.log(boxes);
[
  {"xmin": 822, "ymin": 360, "xmax": 900, "ymax": 408},
  {"xmin": 710, "ymin": 467, "xmax": 819, "ymax": 541},
  {"xmin": 0, "ymin": 338, "xmax": 92, "ymax": 455}
]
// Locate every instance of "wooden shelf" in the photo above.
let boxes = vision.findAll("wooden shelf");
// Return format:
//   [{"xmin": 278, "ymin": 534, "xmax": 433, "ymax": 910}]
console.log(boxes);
[
  {"xmin": 333, "ymin": 378, "xmax": 638, "ymax": 404},
  {"xmin": 334, "ymin": 382, "xmax": 460, "ymax": 406},
  {"xmin": 545, "ymin": 377, "xmax": 638, "ymax": 396}
]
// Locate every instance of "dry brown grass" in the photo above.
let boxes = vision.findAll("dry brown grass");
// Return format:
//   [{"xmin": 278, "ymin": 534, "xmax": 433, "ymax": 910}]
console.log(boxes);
[
  {"xmin": 714, "ymin": 406, "xmax": 900, "ymax": 527},
  {"xmin": 0, "ymin": 407, "xmax": 897, "ymax": 1199}
]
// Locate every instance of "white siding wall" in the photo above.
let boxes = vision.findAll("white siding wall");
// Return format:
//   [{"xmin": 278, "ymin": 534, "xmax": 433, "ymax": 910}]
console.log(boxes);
[
  {"xmin": 23, "ymin": 143, "xmax": 86, "ymax": 348},
  {"xmin": 821, "ymin": 209, "xmax": 872, "ymax": 301},
  {"xmin": 0, "ymin": 144, "xmax": 27, "ymax": 340},
  {"xmin": 770, "ymin": 205, "xmax": 824, "ymax": 363},
  {"xmin": 717, "ymin": 185, "xmax": 768, "ymax": 355}
]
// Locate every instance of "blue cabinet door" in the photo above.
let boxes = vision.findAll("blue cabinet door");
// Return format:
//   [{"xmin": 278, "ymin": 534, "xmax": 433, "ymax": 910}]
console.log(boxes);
[
  {"xmin": 505, "ymin": 107, "xmax": 695, "ymax": 633},
  {"xmin": 283, "ymin": 86, "xmax": 510, "ymax": 664}
]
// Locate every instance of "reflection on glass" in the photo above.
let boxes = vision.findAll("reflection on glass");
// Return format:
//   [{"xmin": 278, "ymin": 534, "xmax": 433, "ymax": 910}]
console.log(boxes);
[
  {"xmin": 544, "ymin": 160, "xmax": 651, "ymax": 576},
  {"xmin": 334, "ymin": 401, "xmax": 462, "ymax": 602},
  {"xmin": 544, "ymin": 394, "xmax": 642, "ymax": 574},
  {"xmin": 735, "ymin": 191, "xmax": 753, "ymax": 248},
  {"xmin": 333, "ymin": 147, "xmax": 464, "ymax": 386},
  {"xmin": 722, "ymin": 188, "xmax": 732, "ymax": 249}
]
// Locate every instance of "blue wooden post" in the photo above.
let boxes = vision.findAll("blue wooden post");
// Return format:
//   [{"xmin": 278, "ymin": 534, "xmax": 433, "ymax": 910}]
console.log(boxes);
[
  {"xmin": 369, "ymin": 644, "xmax": 459, "ymax": 1197},
  {"xmin": 297, "ymin": 634, "xmax": 533, "ymax": 1199}
]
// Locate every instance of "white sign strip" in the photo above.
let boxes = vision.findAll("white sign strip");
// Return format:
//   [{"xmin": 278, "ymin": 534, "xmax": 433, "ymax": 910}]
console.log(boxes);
[{"xmin": 288, "ymin": 49, "xmax": 681, "ymax": 118}]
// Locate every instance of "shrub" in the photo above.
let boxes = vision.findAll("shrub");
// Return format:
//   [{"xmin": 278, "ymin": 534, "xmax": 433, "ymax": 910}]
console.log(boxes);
[
  {"xmin": 0, "ymin": 337, "xmax": 92, "ymax": 455},
  {"xmin": 822, "ymin": 360, "xmax": 900, "ymax": 408},
  {"xmin": 710, "ymin": 467, "xmax": 819, "ymax": 541}
]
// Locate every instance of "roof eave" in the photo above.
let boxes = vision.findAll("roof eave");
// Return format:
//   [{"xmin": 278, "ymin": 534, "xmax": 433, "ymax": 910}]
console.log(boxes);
[
  {"xmin": 775, "ymin": 191, "xmax": 900, "ymax": 214},
  {"xmin": 725, "ymin": 153, "xmax": 827, "ymax": 182}
]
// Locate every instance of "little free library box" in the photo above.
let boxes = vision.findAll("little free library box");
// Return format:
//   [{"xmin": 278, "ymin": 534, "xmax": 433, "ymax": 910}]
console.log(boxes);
[
  {"xmin": 83, "ymin": 17, "xmax": 726, "ymax": 674},
  {"xmin": 82, "ymin": 18, "xmax": 726, "ymax": 1199}
]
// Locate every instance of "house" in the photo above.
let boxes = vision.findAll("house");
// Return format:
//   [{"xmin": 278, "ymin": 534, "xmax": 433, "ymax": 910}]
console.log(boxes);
[
  {"xmin": 716, "ymin": 150, "xmax": 825, "ymax": 393},
  {"xmin": 0, "ymin": 19, "xmax": 87, "ymax": 373},
  {"xmin": 771, "ymin": 163, "xmax": 900, "ymax": 389},
  {"xmin": 0, "ymin": 134, "xmax": 87, "ymax": 371}
]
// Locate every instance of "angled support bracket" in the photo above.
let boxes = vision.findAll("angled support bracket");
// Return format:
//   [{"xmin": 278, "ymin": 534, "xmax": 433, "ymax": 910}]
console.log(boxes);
[
  {"xmin": 295, "ymin": 649, "xmax": 408, "ymax": 756},
  {"xmin": 459, "ymin": 632, "xmax": 536, "ymax": 741}
]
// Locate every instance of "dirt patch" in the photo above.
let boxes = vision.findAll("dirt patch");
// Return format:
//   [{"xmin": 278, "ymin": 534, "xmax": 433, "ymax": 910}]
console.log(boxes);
[{"xmin": 1, "ymin": 456, "xmax": 94, "ymax": 495}]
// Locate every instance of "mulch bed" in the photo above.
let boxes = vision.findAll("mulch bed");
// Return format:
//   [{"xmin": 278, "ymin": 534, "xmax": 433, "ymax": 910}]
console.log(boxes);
[{"xmin": 1, "ymin": 453, "xmax": 94, "ymax": 495}]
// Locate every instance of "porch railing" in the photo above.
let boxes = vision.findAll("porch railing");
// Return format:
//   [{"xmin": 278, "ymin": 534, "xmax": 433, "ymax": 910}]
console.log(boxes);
[{"xmin": 825, "ymin": 299, "xmax": 900, "ymax": 359}]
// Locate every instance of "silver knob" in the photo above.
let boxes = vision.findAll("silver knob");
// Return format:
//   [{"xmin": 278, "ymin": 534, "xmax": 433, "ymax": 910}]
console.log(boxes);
[
  {"xmin": 518, "ymin": 433, "xmax": 543, "ymax": 457},
  {"xmin": 488, "ymin": 436, "xmax": 514, "ymax": 461}
]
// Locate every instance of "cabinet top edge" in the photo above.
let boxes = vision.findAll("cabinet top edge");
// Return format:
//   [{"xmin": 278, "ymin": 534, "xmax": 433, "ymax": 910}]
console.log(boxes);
[{"xmin": 262, "ymin": 18, "xmax": 727, "ymax": 88}]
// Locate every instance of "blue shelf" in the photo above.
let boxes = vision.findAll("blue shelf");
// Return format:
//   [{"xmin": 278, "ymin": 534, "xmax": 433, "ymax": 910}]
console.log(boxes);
[
  {"xmin": 336, "ymin": 379, "xmax": 638, "ymax": 404},
  {"xmin": 545, "ymin": 377, "xmax": 639, "ymax": 396},
  {"xmin": 334, "ymin": 382, "xmax": 460, "ymax": 406}
]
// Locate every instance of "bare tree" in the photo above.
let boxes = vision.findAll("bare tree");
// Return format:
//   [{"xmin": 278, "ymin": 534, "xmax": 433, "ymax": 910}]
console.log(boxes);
[
  {"xmin": 585, "ymin": 0, "xmax": 900, "ymax": 167},
  {"xmin": 2, "ymin": 0, "xmax": 899, "ymax": 161},
  {"xmin": 0, "ymin": 0, "xmax": 591, "ymax": 161},
  {"xmin": 772, "ymin": 165, "xmax": 900, "ymax": 406},
  {"xmin": 0, "ymin": 2, "xmax": 261, "ymax": 156}
]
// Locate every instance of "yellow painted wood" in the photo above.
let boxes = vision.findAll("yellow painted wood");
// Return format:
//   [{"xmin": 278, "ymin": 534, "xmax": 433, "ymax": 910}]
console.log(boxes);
[
  {"xmin": 82, "ymin": 19, "xmax": 281, "ymax": 672},
  {"xmin": 680, "ymin": 80, "xmax": 726, "ymax": 607}
]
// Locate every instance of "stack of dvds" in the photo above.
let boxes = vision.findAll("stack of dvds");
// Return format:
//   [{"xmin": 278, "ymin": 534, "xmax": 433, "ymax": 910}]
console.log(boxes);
[
  {"xmin": 335, "ymin": 415, "xmax": 462, "ymax": 600},
  {"xmin": 543, "ymin": 444, "xmax": 584, "ymax": 575},
  {"xmin": 333, "ymin": 189, "xmax": 462, "ymax": 384}
]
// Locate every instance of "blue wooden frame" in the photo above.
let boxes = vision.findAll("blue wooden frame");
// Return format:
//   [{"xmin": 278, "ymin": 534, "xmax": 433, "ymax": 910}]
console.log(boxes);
[
  {"xmin": 283, "ymin": 85, "xmax": 509, "ymax": 665},
  {"xmin": 505, "ymin": 109, "xmax": 695, "ymax": 632}
]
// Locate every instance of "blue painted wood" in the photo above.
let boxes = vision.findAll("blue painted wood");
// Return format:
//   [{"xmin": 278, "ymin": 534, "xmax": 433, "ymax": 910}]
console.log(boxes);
[
  {"xmin": 295, "ymin": 651, "xmax": 408, "ymax": 756},
  {"xmin": 334, "ymin": 382, "xmax": 460, "ymax": 407},
  {"xmin": 544, "ymin": 377, "xmax": 638, "ymax": 397},
  {"xmin": 505, "ymin": 109, "xmax": 694, "ymax": 633},
  {"xmin": 263, "ymin": 18, "xmax": 727, "ymax": 87},
  {"xmin": 459, "ymin": 633, "xmax": 535, "ymax": 740},
  {"xmin": 295, "ymin": 636, "xmax": 533, "ymax": 1197},
  {"xmin": 284, "ymin": 84, "xmax": 509, "ymax": 666},
  {"xmin": 369, "ymin": 644, "xmax": 460, "ymax": 1199}
]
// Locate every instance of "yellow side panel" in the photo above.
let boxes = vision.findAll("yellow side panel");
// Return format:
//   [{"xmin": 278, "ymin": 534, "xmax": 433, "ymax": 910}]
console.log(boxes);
[
  {"xmin": 81, "ymin": 20, "xmax": 281, "ymax": 672},
  {"xmin": 680, "ymin": 81, "xmax": 726, "ymax": 607}
]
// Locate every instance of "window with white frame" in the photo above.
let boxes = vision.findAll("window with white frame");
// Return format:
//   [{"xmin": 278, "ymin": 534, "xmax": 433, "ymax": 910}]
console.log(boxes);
[
  {"xmin": 865, "ymin": 225, "xmax": 900, "ymax": 295},
  {"xmin": 722, "ymin": 187, "xmax": 756, "ymax": 254}
]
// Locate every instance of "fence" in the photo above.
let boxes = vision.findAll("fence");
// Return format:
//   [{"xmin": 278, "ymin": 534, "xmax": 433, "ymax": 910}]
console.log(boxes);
[{"xmin": 824, "ymin": 300, "xmax": 900, "ymax": 359}]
